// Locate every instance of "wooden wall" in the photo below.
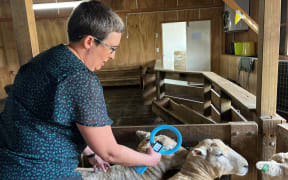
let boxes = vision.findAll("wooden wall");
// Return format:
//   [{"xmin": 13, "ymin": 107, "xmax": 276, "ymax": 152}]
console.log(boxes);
[
  {"xmin": 219, "ymin": 54, "xmax": 258, "ymax": 95},
  {"xmin": 0, "ymin": 0, "xmax": 224, "ymax": 98},
  {"xmin": 220, "ymin": 0, "xmax": 259, "ymax": 95}
]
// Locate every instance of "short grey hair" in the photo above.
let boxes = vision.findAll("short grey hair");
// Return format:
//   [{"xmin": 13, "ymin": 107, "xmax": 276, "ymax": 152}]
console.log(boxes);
[{"xmin": 67, "ymin": 0, "xmax": 124, "ymax": 42}]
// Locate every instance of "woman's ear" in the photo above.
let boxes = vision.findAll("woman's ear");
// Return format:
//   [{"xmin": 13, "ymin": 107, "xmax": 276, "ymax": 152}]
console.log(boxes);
[{"xmin": 82, "ymin": 35, "xmax": 94, "ymax": 49}]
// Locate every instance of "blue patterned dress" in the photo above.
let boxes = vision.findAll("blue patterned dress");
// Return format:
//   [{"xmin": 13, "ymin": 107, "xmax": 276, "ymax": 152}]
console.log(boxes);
[{"xmin": 0, "ymin": 44, "xmax": 113, "ymax": 179}]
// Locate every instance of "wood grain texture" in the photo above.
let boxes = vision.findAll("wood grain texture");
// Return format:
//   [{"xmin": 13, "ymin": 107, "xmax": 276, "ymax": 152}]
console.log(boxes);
[
  {"xmin": 277, "ymin": 123, "xmax": 288, "ymax": 153},
  {"xmin": 259, "ymin": 115, "xmax": 286, "ymax": 161},
  {"xmin": 152, "ymin": 98, "xmax": 215, "ymax": 124},
  {"xmin": 10, "ymin": 0, "xmax": 39, "ymax": 65},
  {"xmin": 203, "ymin": 71, "xmax": 256, "ymax": 111},
  {"xmin": 256, "ymin": 0, "xmax": 281, "ymax": 116},
  {"xmin": 230, "ymin": 122, "xmax": 258, "ymax": 180},
  {"xmin": 219, "ymin": 54, "xmax": 257, "ymax": 95},
  {"xmin": 138, "ymin": 0, "xmax": 177, "ymax": 10},
  {"xmin": 36, "ymin": 18, "xmax": 68, "ymax": 52},
  {"xmin": 101, "ymin": 0, "xmax": 137, "ymax": 11}
]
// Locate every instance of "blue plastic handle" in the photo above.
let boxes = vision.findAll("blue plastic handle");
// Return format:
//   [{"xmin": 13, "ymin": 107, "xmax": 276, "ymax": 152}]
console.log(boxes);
[{"xmin": 136, "ymin": 125, "xmax": 182, "ymax": 174}]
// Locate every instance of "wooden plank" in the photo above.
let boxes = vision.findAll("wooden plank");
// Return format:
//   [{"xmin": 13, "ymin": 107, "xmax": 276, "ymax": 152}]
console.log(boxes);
[
  {"xmin": 168, "ymin": 99, "xmax": 215, "ymax": 124},
  {"xmin": 256, "ymin": 0, "xmax": 281, "ymax": 116},
  {"xmin": 211, "ymin": 89, "xmax": 231, "ymax": 113},
  {"xmin": 111, "ymin": 123, "xmax": 232, "ymax": 149},
  {"xmin": 211, "ymin": 104, "xmax": 221, "ymax": 123},
  {"xmin": 223, "ymin": 0, "xmax": 259, "ymax": 34},
  {"xmin": 36, "ymin": 18, "xmax": 68, "ymax": 52},
  {"xmin": 164, "ymin": 83, "xmax": 204, "ymax": 101},
  {"xmin": 166, "ymin": 95, "xmax": 205, "ymax": 114},
  {"xmin": 277, "ymin": 123, "xmax": 288, "ymax": 153},
  {"xmin": 152, "ymin": 98, "xmax": 215, "ymax": 124},
  {"xmin": 10, "ymin": 0, "xmax": 39, "ymax": 65},
  {"xmin": 203, "ymin": 72, "xmax": 256, "ymax": 111},
  {"xmin": 231, "ymin": 106, "xmax": 248, "ymax": 122},
  {"xmin": 166, "ymin": 72, "xmax": 204, "ymax": 84},
  {"xmin": 230, "ymin": 122, "xmax": 258, "ymax": 180}
]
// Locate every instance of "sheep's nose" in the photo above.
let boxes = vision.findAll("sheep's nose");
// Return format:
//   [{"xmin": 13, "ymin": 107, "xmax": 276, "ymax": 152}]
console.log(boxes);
[{"xmin": 244, "ymin": 165, "xmax": 249, "ymax": 169}]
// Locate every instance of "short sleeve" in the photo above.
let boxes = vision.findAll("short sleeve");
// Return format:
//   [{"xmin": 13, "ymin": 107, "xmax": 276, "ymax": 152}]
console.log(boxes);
[{"xmin": 53, "ymin": 72, "xmax": 113, "ymax": 126}]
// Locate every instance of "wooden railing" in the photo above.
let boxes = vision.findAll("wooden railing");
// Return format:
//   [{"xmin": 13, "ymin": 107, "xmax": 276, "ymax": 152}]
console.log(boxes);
[{"xmin": 151, "ymin": 60, "xmax": 256, "ymax": 124}]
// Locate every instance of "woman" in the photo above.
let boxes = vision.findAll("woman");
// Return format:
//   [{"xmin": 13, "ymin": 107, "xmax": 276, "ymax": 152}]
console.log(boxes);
[{"xmin": 0, "ymin": 1, "xmax": 161, "ymax": 180}]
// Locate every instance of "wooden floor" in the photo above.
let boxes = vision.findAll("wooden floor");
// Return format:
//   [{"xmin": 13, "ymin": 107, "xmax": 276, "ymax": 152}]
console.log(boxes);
[{"xmin": 103, "ymin": 85, "xmax": 163, "ymax": 126}]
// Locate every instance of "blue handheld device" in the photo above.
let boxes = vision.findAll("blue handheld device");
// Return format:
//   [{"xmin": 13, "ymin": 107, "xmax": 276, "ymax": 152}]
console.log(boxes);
[{"xmin": 135, "ymin": 124, "xmax": 182, "ymax": 174}]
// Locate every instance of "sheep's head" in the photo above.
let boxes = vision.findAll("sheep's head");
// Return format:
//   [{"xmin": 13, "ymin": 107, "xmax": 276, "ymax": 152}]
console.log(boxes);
[
  {"xmin": 186, "ymin": 139, "xmax": 248, "ymax": 177},
  {"xmin": 136, "ymin": 130, "xmax": 188, "ymax": 169},
  {"xmin": 256, "ymin": 152, "xmax": 288, "ymax": 180}
]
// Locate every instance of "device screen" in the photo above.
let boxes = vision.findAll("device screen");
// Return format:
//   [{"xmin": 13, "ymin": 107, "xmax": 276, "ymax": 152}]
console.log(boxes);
[{"xmin": 152, "ymin": 141, "xmax": 163, "ymax": 152}]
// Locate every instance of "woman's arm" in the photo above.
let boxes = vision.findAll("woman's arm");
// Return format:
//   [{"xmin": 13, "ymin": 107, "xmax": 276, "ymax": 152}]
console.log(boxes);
[{"xmin": 77, "ymin": 124, "xmax": 161, "ymax": 167}]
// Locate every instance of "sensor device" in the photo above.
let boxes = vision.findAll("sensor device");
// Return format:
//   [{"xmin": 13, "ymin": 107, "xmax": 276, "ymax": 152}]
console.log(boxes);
[{"xmin": 136, "ymin": 125, "xmax": 182, "ymax": 174}]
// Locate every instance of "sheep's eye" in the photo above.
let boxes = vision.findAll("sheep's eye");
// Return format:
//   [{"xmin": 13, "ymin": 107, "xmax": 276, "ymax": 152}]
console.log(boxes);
[{"xmin": 216, "ymin": 153, "xmax": 224, "ymax": 157}]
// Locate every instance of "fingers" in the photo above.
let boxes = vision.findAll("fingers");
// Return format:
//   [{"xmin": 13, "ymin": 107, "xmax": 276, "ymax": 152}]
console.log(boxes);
[{"xmin": 93, "ymin": 165, "xmax": 98, "ymax": 173}]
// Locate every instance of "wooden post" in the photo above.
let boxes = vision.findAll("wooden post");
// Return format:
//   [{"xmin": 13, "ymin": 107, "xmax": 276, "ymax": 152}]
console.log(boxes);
[
  {"xmin": 256, "ymin": 0, "xmax": 285, "ymax": 169},
  {"xmin": 230, "ymin": 122, "xmax": 258, "ymax": 180},
  {"xmin": 10, "ymin": 0, "xmax": 39, "ymax": 65}
]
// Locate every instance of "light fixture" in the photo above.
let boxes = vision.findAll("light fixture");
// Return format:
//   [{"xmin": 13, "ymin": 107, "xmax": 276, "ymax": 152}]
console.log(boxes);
[{"xmin": 33, "ymin": 1, "xmax": 82, "ymax": 10}]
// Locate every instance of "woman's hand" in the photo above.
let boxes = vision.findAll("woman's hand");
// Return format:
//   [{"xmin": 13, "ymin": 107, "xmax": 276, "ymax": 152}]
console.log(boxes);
[
  {"xmin": 88, "ymin": 154, "xmax": 111, "ymax": 173},
  {"xmin": 83, "ymin": 146, "xmax": 111, "ymax": 173},
  {"xmin": 145, "ymin": 147, "xmax": 162, "ymax": 166}
]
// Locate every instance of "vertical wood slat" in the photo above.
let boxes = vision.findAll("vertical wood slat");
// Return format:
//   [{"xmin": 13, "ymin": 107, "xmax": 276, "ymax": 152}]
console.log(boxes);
[
  {"xmin": 230, "ymin": 122, "xmax": 258, "ymax": 180},
  {"xmin": 10, "ymin": 0, "xmax": 39, "ymax": 65},
  {"xmin": 259, "ymin": 116, "xmax": 286, "ymax": 162},
  {"xmin": 256, "ymin": 0, "xmax": 281, "ymax": 116},
  {"xmin": 276, "ymin": 123, "xmax": 288, "ymax": 153}
]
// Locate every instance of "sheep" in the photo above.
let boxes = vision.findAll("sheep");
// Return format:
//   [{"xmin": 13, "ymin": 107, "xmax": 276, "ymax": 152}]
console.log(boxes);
[
  {"xmin": 168, "ymin": 139, "xmax": 249, "ymax": 180},
  {"xmin": 256, "ymin": 152, "xmax": 288, "ymax": 180},
  {"xmin": 76, "ymin": 130, "xmax": 189, "ymax": 180}
]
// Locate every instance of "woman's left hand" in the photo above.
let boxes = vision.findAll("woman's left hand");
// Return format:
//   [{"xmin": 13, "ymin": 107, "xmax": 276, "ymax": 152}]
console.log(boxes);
[{"xmin": 88, "ymin": 154, "xmax": 111, "ymax": 173}]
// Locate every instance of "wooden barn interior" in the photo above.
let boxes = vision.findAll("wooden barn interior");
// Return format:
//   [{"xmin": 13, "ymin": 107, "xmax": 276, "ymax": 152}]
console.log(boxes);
[{"xmin": 0, "ymin": 0, "xmax": 288, "ymax": 179}]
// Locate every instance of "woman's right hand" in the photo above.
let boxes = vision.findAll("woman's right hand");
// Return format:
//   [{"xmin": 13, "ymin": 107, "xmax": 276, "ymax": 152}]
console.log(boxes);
[{"xmin": 145, "ymin": 147, "xmax": 162, "ymax": 166}]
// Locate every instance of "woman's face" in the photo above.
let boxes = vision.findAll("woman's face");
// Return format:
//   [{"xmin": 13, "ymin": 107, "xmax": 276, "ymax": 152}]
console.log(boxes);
[{"xmin": 88, "ymin": 32, "xmax": 122, "ymax": 71}]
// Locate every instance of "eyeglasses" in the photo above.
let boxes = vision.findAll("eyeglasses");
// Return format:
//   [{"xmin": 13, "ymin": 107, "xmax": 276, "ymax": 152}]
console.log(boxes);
[{"xmin": 93, "ymin": 36, "xmax": 117, "ymax": 54}]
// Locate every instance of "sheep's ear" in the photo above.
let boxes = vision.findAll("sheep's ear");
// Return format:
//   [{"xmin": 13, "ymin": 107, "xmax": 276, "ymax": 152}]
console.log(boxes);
[
  {"xmin": 136, "ymin": 130, "xmax": 150, "ymax": 140},
  {"xmin": 191, "ymin": 148, "xmax": 207, "ymax": 157}
]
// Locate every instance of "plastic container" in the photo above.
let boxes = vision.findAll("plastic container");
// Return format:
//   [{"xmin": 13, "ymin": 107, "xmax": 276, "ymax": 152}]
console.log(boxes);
[
  {"xmin": 241, "ymin": 41, "xmax": 255, "ymax": 56},
  {"xmin": 234, "ymin": 42, "xmax": 243, "ymax": 56}
]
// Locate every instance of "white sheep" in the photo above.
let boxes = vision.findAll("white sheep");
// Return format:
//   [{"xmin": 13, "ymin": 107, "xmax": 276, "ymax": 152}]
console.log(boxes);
[
  {"xmin": 256, "ymin": 152, "xmax": 288, "ymax": 180},
  {"xmin": 76, "ymin": 130, "xmax": 189, "ymax": 180},
  {"xmin": 168, "ymin": 139, "xmax": 249, "ymax": 180}
]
